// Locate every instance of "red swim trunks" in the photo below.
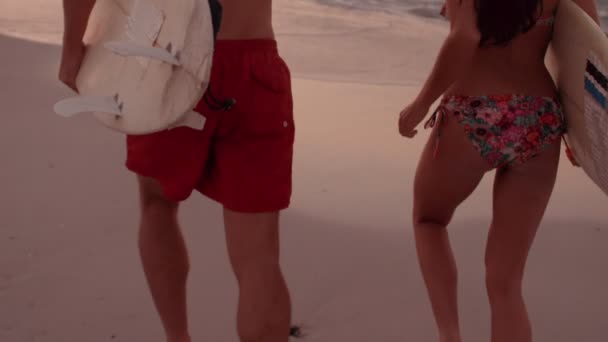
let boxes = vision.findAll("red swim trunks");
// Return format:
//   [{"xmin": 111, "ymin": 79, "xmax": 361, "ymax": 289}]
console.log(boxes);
[{"xmin": 125, "ymin": 39, "xmax": 295, "ymax": 212}]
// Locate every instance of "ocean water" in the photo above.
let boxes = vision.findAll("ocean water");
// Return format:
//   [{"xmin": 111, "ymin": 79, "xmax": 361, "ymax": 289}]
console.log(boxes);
[
  {"xmin": 318, "ymin": 0, "xmax": 608, "ymax": 27},
  {"xmin": 318, "ymin": 0, "xmax": 443, "ymax": 17}
]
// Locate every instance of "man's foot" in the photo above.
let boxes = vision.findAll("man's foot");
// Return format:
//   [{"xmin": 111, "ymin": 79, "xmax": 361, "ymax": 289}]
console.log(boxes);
[
  {"xmin": 168, "ymin": 337, "xmax": 190, "ymax": 342},
  {"xmin": 289, "ymin": 326, "xmax": 302, "ymax": 338}
]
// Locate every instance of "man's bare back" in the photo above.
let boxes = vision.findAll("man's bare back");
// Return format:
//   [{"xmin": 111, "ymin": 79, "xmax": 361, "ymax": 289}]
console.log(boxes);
[{"xmin": 217, "ymin": 0, "xmax": 274, "ymax": 39}]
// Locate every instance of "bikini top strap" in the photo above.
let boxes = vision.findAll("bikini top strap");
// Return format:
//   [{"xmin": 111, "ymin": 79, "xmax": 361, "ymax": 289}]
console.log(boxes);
[{"xmin": 536, "ymin": 12, "xmax": 556, "ymax": 26}]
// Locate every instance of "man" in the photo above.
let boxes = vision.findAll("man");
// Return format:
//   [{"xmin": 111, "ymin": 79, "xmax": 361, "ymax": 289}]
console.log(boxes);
[{"xmin": 59, "ymin": 1, "xmax": 295, "ymax": 341}]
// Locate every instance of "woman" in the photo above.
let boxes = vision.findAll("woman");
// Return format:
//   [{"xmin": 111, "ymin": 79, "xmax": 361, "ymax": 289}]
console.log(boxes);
[{"xmin": 398, "ymin": 1, "xmax": 600, "ymax": 341}]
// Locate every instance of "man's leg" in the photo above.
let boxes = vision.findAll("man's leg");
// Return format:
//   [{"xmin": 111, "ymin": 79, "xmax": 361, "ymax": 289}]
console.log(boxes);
[
  {"xmin": 224, "ymin": 208, "xmax": 292, "ymax": 342},
  {"xmin": 137, "ymin": 176, "xmax": 191, "ymax": 342}
]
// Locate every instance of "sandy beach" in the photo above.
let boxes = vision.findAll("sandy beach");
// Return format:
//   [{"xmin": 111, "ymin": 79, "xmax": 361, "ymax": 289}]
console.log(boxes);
[{"xmin": 1, "ymin": 0, "xmax": 607, "ymax": 341}]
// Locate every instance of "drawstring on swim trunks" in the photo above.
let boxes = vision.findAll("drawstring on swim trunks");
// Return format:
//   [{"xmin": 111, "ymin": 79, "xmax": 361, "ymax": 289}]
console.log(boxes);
[
  {"xmin": 424, "ymin": 106, "xmax": 448, "ymax": 159},
  {"xmin": 204, "ymin": 86, "xmax": 236, "ymax": 111}
]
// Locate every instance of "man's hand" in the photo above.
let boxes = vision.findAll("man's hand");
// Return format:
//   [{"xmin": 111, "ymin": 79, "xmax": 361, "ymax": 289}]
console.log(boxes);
[{"xmin": 58, "ymin": 42, "xmax": 86, "ymax": 93}]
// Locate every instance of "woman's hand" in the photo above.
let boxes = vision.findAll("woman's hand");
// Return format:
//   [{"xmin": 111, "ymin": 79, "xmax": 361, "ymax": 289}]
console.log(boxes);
[{"xmin": 398, "ymin": 99, "xmax": 430, "ymax": 138}]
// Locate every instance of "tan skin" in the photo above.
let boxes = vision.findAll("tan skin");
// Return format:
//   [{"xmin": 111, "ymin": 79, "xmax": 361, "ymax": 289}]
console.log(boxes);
[
  {"xmin": 59, "ymin": 1, "xmax": 290, "ymax": 342},
  {"xmin": 398, "ymin": 1, "xmax": 600, "ymax": 342},
  {"xmin": 216, "ymin": 0, "xmax": 274, "ymax": 39}
]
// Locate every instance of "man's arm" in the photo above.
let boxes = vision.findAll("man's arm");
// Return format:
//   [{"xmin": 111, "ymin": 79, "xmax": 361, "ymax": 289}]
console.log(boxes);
[
  {"xmin": 58, "ymin": 0, "xmax": 96, "ymax": 92},
  {"xmin": 62, "ymin": 0, "xmax": 96, "ymax": 47}
]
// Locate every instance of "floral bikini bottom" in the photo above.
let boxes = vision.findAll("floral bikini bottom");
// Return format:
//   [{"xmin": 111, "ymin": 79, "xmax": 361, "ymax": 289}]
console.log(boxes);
[{"xmin": 426, "ymin": 94, "xmax": 566, "ymax": 169}]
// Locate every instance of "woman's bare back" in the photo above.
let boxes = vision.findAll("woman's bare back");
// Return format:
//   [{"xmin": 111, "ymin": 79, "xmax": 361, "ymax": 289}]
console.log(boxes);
[{"xmin": 447, "ymin": 0, "xmax": 562, "ymax": 97}]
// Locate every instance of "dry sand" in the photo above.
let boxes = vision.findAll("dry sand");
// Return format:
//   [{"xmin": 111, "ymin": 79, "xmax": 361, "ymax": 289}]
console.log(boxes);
[{"xmin": 1, "ymin": 0, "xmax": 607, "ymax": 341}]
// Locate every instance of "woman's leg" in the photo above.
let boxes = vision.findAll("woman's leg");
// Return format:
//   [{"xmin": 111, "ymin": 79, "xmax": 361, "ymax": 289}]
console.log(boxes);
[
  {"xmin": 485, "ymin": 141, "xmax": 560, "ymax": 342},
  {"xmin": 412, "ymin": 114, "xmax": 490, "ymax": 342}
]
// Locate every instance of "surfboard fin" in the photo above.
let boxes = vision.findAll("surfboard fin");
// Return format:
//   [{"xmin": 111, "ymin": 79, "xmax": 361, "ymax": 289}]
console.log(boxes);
[
  {"xmin": 167, "ymin": 110, "xmax": 207, "ymax": 131},
  {"xmin": 53, "ymin": 94, "xmax": 123, "ymax": 118},
  {"xmin": 104, "ymin": 41, "xmax": 181, "ymax": 66}
]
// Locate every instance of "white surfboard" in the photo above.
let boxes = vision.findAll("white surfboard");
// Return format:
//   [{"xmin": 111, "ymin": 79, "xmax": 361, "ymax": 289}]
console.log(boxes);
[
  {"xmin": 546, "ymin": 0, "xmax": 608, "ymax": 196},
  {"xmin": 53, "ymin": 0, "xmax": 215, "ymax": 135}
]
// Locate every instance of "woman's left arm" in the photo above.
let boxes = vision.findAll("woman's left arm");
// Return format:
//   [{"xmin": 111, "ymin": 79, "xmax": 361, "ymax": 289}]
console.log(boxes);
[{"xmin": 398, "ymin": 0, "xmax": 480, "ymax": 138}]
